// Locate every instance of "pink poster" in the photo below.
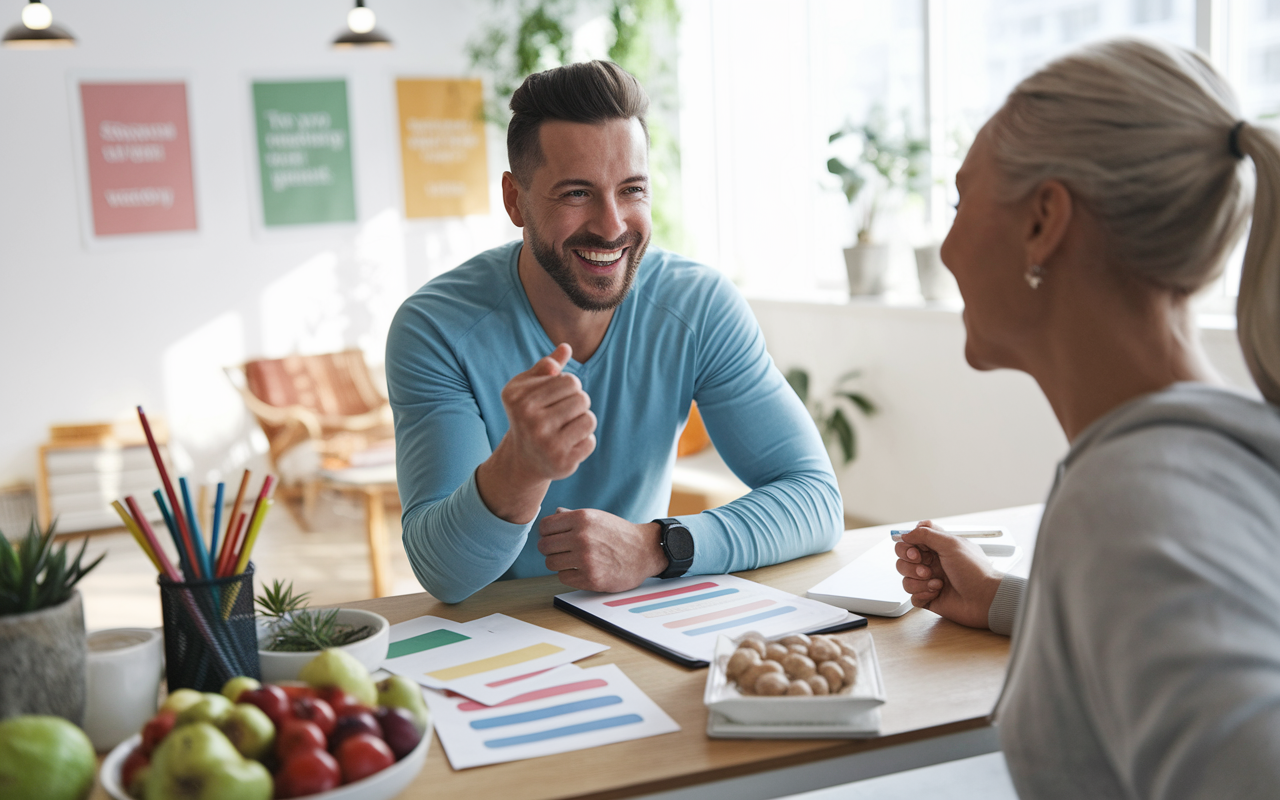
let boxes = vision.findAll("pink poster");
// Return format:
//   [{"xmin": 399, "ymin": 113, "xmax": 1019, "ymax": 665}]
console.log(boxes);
[{"xmin": 79, "ymin": 82, "xmax": 197, "ymax": 236}]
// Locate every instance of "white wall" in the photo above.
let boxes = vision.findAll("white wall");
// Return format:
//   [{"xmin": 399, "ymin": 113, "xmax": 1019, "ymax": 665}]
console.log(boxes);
[
  {"xmin": 750, "ymin": 298, "xmax": 1257, "ymax": 523},
  {"xmin": 0, "ymin": 0, "xmax": 517, "ymax": 487}
]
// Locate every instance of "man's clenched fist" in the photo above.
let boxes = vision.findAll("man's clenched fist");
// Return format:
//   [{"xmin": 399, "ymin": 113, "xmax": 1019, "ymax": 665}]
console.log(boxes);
[{"xmin": 475, "ymin": 344, "xmax": 597, "ymax": 523}]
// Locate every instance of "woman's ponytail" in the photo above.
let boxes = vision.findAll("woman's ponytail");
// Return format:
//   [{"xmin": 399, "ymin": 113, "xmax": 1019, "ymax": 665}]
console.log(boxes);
[{"xmin": 1236, "ymin": 123, "xmax": 1280, "ymax": 406}]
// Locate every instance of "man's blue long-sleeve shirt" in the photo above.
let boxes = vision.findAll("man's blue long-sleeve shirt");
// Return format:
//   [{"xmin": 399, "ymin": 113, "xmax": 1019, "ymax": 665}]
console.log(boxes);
[{"xmin": 385, "ymin": 241, "xmax": 843, "ymax": 603}]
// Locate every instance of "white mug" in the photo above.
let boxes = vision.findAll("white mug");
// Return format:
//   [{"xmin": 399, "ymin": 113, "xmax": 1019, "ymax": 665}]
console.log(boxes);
[{"xmin": 83, "ymin": 628, "xmax": 164, "ymax": 752}]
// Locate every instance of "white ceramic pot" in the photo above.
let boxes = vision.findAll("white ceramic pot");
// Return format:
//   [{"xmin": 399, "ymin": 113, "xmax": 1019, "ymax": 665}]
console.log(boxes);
[
  {"xmin": 914, "ymin": 243, "xmax": 960, "ymax": 302},
  {"xmin": 843, "ymin": 243, "xmax": 891, "ymax": 296},
  {"xmin": 257, "ymin": 608, "xmax": 390, "ymax": 683}
]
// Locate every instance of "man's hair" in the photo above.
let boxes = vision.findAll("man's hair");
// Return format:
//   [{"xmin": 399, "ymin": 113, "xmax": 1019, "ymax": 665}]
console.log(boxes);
[{"xmin": 507, "ymin": 60, "xmax": 650, "ymax": 186}]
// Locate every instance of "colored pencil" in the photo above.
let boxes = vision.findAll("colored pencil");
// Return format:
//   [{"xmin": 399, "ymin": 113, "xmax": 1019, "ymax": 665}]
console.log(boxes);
[
  {"xmin": 220, "ymin": 513, "xmax": 248, "ymax": 578},
  {"xmin": 210, "ymin": 482, "xmax": 225, "ymax": 561},
  {"xmin": 111, "ymin": 500, "xmax": 162, "ymax": 573},
  {"xmin": 217, "ymin": 470, "xmax": 251, "ymax": 577},
  {"xmin": 232, "ymin": 475, "xmax": 275, "ymax": 571},
  {"xmin": 196, "ymin": 484, "xmax": 210, "ymax": 542},
  {"xmin": 123, "ymin": 495, "xmax": 181, "ymax": 582},
  {"xmin": 137, "ymin": 406, "xmax": 203, "ymax": 580},
  {"xmin": 179, "ymin": 477, "xmax": 214, "ymax": 581},
  {"xmin": 233, "ymin": 498, "xmax": 272, "ymax": 577},
  {"xmin": 153, "ymin": 489, "xmax": 195, "ymax": 581}
]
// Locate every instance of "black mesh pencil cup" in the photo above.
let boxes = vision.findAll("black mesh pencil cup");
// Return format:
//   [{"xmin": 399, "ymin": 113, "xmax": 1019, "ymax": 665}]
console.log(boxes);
[{"xmin": 159, "ymin": 563, "xmax": 261, "ymax": 693}]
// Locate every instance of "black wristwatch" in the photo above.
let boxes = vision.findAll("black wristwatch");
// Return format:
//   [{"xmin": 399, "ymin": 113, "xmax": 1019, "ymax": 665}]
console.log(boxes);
[{"xmin": 654, "ymin": 517, "xmax": 694, "ymax": 579}]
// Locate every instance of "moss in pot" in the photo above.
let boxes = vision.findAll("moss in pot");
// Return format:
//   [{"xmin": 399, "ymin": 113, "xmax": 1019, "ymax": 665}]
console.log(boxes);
[
  {"xmin": 255, "ymin": 580, "xmax": 389, "ymax": 683},
  {"xmin": 0, "ymin": 520, "xmax": 105, "ymax": 723}
]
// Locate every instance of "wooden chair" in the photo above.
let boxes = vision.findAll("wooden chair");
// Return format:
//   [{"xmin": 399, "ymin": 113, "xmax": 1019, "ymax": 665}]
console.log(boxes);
[{"xmin": 226, "ymin": 350, "xmax": 399, "ymax": 595}]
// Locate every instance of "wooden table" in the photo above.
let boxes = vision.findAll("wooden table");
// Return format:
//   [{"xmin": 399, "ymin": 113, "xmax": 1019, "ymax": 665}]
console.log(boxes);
[
  {"xmin": 347, "ymin": 504, "xmax": 1042, "ymax": 800},
  {"xmin": 89, "ymin": 504, "xmax": 1040, "ymax": 800}
]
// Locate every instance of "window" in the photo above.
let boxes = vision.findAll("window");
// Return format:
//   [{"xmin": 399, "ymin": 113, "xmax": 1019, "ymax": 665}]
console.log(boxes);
[{"xmin": 680, "ymin": 0, "xmax": 1254, "ymax": 310}]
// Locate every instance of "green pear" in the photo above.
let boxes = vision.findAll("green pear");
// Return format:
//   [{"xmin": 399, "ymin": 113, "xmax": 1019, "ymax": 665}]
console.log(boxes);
[
  {"xmin": 219, "ymin": 676, "xmax": 261, "ymax": 704},
  {"xmin": 376, "ymin": 674, "xmax": 430, "ymax": 731},
  {"xmin": 160, "ymin": 688, "xmax": 205, "ymax": 715},
  {"xmin": 175, "ymin": 693, "xmax": 234, "ymax": 728},
  {"xmin": 298, "ymin": 648, "xmax": 377, "ymax": 707},
  {"xmin": 144, "ymin": 722, "xmax": 271, "ymax": 800},
  {"xmin": 217, "ymin": 704, "xmax": 275, "ymax": 761},
  {"xmin": 0, "ymin": 716, "xmax": 95, "ymax": 800}
]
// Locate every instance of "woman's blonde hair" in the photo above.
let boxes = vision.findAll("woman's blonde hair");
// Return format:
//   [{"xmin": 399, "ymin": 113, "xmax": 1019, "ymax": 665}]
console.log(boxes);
[{"xmin": 987, "ymin": 37, "xmax": 1280, "ymax": 405}]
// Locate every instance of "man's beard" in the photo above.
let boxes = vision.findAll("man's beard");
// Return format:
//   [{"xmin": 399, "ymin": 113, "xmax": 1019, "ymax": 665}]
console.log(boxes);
[{"xmin": 527, "ymin": 220, "xmax": 648, "ymax": 312}]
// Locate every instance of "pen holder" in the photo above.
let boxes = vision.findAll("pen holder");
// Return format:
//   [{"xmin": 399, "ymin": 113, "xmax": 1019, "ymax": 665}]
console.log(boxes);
[{"xmin": 158, "ymin": 563, "xmax": 261, "ymax": 693}]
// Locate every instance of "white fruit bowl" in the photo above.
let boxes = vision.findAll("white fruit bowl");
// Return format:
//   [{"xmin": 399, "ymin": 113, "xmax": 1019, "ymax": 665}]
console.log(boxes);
[
  {"xmin": 256, "ymin": 608, "xmax": 390, "ymax": 683},
  {"xmin": 99, "ymin": 715, "xmax": 432, "ymax": 800}
]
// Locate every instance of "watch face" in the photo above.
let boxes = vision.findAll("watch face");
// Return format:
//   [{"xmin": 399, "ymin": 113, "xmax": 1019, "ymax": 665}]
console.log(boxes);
[{"xmin": 666, "ymin": 526, "xmax": 695, "ymax": 561}]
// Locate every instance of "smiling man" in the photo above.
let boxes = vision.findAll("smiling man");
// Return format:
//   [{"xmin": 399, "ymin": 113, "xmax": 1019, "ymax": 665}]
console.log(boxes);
[{"xmin": 386, "ymin": 61, "xmax": 842, "ymax": 603}]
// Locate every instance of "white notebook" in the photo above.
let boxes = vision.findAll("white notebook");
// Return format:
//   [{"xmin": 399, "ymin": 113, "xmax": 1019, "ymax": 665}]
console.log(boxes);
[{"xmin": 807, "ymin": 536, "xmax": 1021, "ymax": 617}]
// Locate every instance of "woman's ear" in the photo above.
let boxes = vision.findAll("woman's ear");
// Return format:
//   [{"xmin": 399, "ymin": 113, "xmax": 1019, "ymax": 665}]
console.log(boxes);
[{"xmin": 1026, "ymin": 179, "xmax": 1073, "ymax": 267}]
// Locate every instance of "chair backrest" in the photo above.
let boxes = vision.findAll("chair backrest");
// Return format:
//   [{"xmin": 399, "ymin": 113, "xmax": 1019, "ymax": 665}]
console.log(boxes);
[{"xmin": 242, "ymin": 350, "xmax": 386, "ymax": 417}]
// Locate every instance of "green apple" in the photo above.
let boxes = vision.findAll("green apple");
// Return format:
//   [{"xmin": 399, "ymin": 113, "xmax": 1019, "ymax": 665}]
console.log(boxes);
[
  {"xmin": 176, "ymin": 693, "xmax": 235, "ymax": 728},
  {"xmin": 0, "ymin": 715, "xmax": 95, "ymax": 800},
  {"xmin": 377, "ymin": 674, "xmax": 430, "ymax": 731},
  {"xmin": 161, "ymin": 688, "xmax": 205, "ymax": 715},
  {"xmin": 144, "ymin": 722, "xmax": 271, "ymax": 800},
  {"xmin": 299, "ymin": 648, "xmax": 377, "ymax": 707},
  {"xmin": 218, "ymin": 704, "xmax": 275, "ymax": 761},
  {"xmin": 219, "ymin": 676, "xmax": 261, "ymax": 704}
]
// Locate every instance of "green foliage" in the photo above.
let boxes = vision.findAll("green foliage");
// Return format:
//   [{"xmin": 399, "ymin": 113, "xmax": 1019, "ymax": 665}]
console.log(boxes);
[
  {"xmin": 0, "ymin": 519, "xmax": 104, "ymax": 616},
  {"xmin": 467, "ymin": 0, "xmax": 684, "ymax": 249},
  {"xmin": 785, "ymin": 368, "xmax": 878, "ymax": 466},
  {"xmin": 828, "ymin": 107, "xmax": 930, "ymax": 242},
  {"xmin": 256, "ymin": 579, "xmax": 373, "ymax": 652}
]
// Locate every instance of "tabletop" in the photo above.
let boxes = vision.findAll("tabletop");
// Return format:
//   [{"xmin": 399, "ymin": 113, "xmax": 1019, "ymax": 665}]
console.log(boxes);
[{"xmin": 90, "ymin": 504, "xmax": 1042, "ymax": 800}]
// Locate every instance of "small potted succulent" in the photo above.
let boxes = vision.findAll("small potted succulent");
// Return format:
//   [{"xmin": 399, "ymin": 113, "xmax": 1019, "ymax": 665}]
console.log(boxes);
[
  {"xmin": 255, "ymin": 579, "xmax": 389, "ymax": 683},
  {"xmin": 0, "ymin": 520, "xmax": 104, "ymax": 723}
]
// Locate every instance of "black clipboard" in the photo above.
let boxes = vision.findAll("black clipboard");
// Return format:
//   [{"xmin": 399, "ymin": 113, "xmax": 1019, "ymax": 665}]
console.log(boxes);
[{"xmin": 553, "ymin": 595, "xmax": 869, "ymax": 670}]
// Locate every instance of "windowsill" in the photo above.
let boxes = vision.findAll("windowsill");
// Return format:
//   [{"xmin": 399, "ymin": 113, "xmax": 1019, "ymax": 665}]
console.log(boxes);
[{"xmin": 743, "ymin": 288, "xmax": 1237, "ymax": 331}]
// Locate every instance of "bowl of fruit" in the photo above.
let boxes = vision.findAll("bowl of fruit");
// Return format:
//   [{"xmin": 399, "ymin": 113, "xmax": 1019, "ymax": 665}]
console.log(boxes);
[{"xmin": 100, "ymin": 649, "xmax": 432, "ymax": 800}]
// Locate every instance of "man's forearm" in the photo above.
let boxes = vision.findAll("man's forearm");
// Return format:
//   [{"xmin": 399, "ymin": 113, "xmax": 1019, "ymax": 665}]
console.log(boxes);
[{"xmin": 475, "ymin": 438, "xmax": 552, "ymax": 523}]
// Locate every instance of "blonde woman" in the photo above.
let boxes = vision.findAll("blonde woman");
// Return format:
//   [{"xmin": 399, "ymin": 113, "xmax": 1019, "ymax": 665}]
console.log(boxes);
[{"xmin": 894, "ymin": 39, "xmax": 1280, "ymax": 798}]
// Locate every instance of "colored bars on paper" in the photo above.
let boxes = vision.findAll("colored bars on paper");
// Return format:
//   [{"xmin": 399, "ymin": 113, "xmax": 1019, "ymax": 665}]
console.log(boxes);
[
  {"xmin": 629, "ymin": 587, "xmax": 738, "ymax": 613},
  {"xmin": 426, "ymin": 643, "xmax": 565, "ymax": 682},
  {"xmin": 662, "ymin": 598, "xmax": 775, "ymax": 629},
  {"xmin": 483, "ymin": 715, "xmax": 644, "ymax": 749},
  {"xmin": 603, "ymin": 581, "xmax": 719, "ymax": 607},
  {"xmin": 470, "ymin": 696, "xmax": 622, "ymax": 729},
  {"xmin": 386, "ymin": 630, "xmax": 470, "ymax": 659},
  {"xmin": 682, "ymin": 605, "xmax": 798, "ymax": 636},
  {"xmin": 457, "ymin": 679, "xmax": 610, "ymax": 712}
]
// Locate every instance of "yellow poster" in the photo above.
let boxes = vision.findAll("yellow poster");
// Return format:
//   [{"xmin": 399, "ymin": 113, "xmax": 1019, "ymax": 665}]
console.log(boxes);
[{"xmin": 397, "ymin": 78, "xmax": 489, "ymax": 218}]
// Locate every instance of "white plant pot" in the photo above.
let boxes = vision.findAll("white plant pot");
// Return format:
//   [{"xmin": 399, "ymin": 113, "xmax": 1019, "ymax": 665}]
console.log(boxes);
[
  {"xmin": 843, "ymin": 244, "xmax": 891, "ymax": 296},
  {"xmin": 256, "ymin": 608, "xmax": 390, "ymax": 683},
  {"xmin": 914, "ymin": 243, "xmax": 960, "ymax": 302}
]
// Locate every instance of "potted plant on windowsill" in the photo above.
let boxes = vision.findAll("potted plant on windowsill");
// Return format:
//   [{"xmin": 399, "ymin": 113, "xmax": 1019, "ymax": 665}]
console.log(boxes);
[
  {"xmin": 0, "ymin": 520, "xmax": 104, "ymax": 723},
  {"xmin": 827, "ymin": 109, "xmax": 929, "ymax": 297}
]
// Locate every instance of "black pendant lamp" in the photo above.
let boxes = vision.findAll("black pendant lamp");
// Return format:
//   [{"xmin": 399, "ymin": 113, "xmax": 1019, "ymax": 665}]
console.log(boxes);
[
  {"xmin": 333, "ymin": 0, "xmax": 391, "ymax": 49},
  {"xmin": 2, "ymin": 1, "xmax": 75, "ymax": 48}
]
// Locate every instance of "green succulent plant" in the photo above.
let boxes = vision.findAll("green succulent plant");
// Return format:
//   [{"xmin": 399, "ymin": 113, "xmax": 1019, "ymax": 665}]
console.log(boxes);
[
  {"xmin": 255, "ymin": 579, "xmax": 373, "ymax": 652},
  {"xmin": 0, "ymin": 519, "xmax": 104, "ymax": 616}
]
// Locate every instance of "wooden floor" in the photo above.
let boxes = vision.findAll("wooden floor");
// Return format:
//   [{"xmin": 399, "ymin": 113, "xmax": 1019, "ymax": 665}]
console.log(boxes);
[{"xmin": 75, "ymin": 489, "xmax": 421, "ymax": 632}]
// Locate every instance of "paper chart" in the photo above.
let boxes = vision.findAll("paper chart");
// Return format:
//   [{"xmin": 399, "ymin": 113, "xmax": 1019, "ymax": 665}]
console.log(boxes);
[
  {"xmin": 556, "ymin": 574, "xmax": 849, "ymax": 663},
  {"xmin": 426, "ymin": 664, "xmax": 679, "ymax": 769},
  {"xmin": 382, "ymin": 614, "xmax": 608, "ymax": 706}
]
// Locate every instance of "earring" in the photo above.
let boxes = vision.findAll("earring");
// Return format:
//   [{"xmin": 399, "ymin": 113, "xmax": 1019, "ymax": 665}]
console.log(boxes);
[{"xmin": 1024, "ymin": 264, "xmax": 1044, "ymax": 289}]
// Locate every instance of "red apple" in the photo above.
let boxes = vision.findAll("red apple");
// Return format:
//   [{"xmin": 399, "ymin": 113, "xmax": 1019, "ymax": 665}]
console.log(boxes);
[
  {"xmin": 334, "ymin": 733, "xmax": 395, "ymax": 784},
  {"xmin": 277, "ymin": 681, "xmax": 318, "ymax": 702},
  {"xmin": 276, "ymin": 718, "xmax": 327, "ymax": 762},
  {"xmin": 274, "ymin": 746, "xmax": 341, "ymax": 798},
  {"xmin": 139, "ymin": 709, "xmax": 177, "ymax": 756},
  {"xmin": 239, "ymin": 684, "xmax": 291, "ymax": 728},
  {"xmin": 291, "ymin": 697, "xmax": 336, "ymax": 737},
  {"xmin": 317, "ymin": 687, "xmax": 368, "ymax": 717},
  {"xmin": 121, "ymin": 745, "xmax": 149, "ymax": 794}
]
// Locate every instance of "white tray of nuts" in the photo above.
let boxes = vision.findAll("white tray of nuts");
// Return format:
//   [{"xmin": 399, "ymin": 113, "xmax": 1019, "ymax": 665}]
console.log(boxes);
[{"xmin": 703, "ymin": 630, "xmax": 886, "ymax": 727}]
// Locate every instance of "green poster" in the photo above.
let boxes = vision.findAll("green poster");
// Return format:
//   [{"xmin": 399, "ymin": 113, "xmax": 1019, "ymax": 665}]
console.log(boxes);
[{"xmin": 252, "ymin": 79, "xmax": 356, "ymax": 226}]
